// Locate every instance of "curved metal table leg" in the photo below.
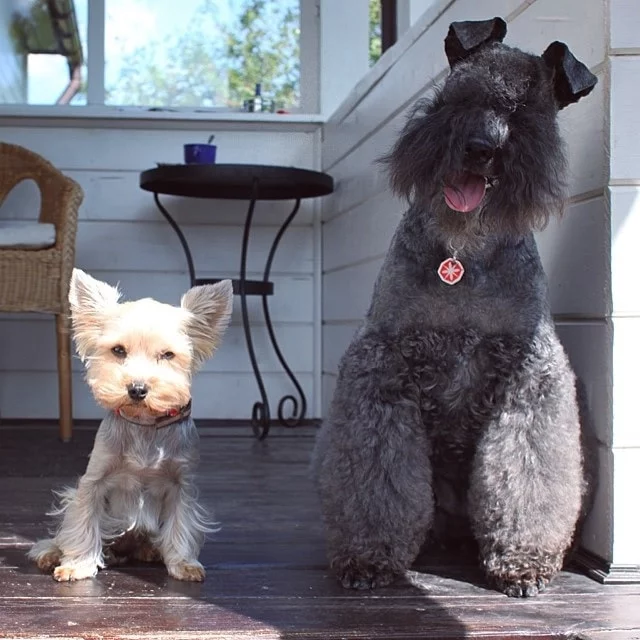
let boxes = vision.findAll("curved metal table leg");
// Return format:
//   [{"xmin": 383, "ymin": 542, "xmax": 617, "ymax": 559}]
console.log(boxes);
[
  {"xmin": 154, "ymin": 192, "xmax": 196, "ymax": 286},
  {"xmin": 241, "ymin": 179, "xmax": 271, "ymax": 440},
  {"xmin": 262, "ymin": 198, "xmax": 307, "ymax": 428}
]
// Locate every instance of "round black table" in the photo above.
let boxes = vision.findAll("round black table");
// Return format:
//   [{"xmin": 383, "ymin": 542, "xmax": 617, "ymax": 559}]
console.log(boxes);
[{"xmin": 140, "ymin": 164, "xmax": 334, "ymax": 439}]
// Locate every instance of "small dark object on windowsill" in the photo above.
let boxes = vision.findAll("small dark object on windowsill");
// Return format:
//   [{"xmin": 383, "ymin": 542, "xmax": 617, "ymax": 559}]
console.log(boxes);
[
  {"xmin": 243, "ymin": 97, "xmax": 277, "ymax": 113},
  {"xmin": 243, "ymin": 82, "xmax": 279, "ymax": 113}
]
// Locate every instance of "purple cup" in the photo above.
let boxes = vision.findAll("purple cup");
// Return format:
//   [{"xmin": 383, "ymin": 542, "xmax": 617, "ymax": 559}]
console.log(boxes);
[{"xmin": 184, "ymin": 143, "xmax": 217, "ymax": 164}]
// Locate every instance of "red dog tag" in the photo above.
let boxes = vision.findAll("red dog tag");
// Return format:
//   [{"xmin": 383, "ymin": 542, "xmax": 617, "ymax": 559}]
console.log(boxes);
[{"xmin": 438, "ymin": 258, "xmax": 465, "ymax": 285}]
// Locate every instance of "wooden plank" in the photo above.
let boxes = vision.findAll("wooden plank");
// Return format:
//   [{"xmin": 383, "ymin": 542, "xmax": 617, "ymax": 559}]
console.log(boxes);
[
  {"xmin": 3, "ymin": 560, "xmax": 640, "ymax": 601},
  {"xmin": 536, "ymin": 196, "xmax": 609, "ymax": 318},
  {"xmin": 610, "ymin": 186, "xmax": 640, "ymax": 316},
  {"xmin": 0, "ymin": 320, "xmax": 314, "ymax": 375},
  {"xmin": 556, "ymin": 71, "xmax": 606, "ymax": 199},
  {"xmin": 322, "ymin": 257, "xmax": 383, "ymax": 323},
  {"xmin": 612, "ymin": 319, "xmax": 640, "ymax": 450},
  {"xmin": 1, "ymin": 591, "xmax": 640, "ymax": 639},
  {"xmin": 0, "ymin": 169, "xmax": 316, "ymax": 226},
  {"xmin": 505, "ymin": 0, "xmax": 605, "ymax": 66},
  {"xmin": 610, "ymin": 0, "xmax": 640, "ymax": 51},
  {"xmin": 605, "ymin": 56, "xmax": 640, "ymax": 182},
  {"xmin": 555, "ymin": 322, "xmax": 612, "ymax": 447},
  {"xmin": 322, "ymin": 323, "xmax": 359, "ymax": 376},
  {"xmin": 611, "ymin": 447, "xmax": 640, "ymax": 565},
  {"xmin": 321, "ymin": 111, "xmax": 404, "ymax": 223},
  {"xmin": 323, "ymin": 189, "xmax": 401, "ymax": 273},
  {"xmin": 0, "ymin": 127, "xmax": 316, "ymax": 172},
  {"xmin": 574, "ymin": 444, "xmax": 613, "ymax": 563},
  {"xmin": 67, "ymin": 221, "xmax": 314, "ymax": 275},
  {"xmin": 579, "ymin": 632, "xmax": 640, "ymax": 640},
  {"xmin": 0, "ymin": 371, "xmax": 315, "ymax": 420},
  {"xmin": 0, "ymin": 272, "xmax": 314, "ymax": 324},
  {"xmin": 0, "ymin": 429, "xmax": 639, "ymax": 639}
]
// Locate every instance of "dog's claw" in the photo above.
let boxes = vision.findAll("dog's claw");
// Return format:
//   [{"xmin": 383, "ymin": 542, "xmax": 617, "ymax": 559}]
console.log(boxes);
[
  {"xmin": 53, "ymin": 564, "xmax": 97, "ymax": 582},
  {"xmin": 493, "ymin": 574, "xmax": 550, "ymax": 598},
  {"xmin": 341, "ymin": 575, "xmax": 374, "ymax": 590},
  {"xmin": 338, "ymin": 565, "xmax": 397, "ymax": 590},
  {"xmin": 168, "ymin": 561, "xmax": 206, "ymax": 582}
]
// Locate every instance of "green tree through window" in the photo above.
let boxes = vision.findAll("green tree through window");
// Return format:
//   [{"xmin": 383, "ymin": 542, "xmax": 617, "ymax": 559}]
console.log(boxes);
[
  {"xmin": 369, "ymin": 0, "xmax": 381, "ymax": 66},
  {"xmin": 105, "ymin": 0, "xmax": 299, "ymax": 109}
]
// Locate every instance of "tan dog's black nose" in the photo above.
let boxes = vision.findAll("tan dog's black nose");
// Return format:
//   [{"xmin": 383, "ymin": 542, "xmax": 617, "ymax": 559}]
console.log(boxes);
[{"xmin": 127, "ymin": 382, "xmax": 148, "ymax": 401}]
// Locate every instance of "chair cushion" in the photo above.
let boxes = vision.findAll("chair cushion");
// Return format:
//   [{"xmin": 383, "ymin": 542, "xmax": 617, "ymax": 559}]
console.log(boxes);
[{"xmin": 0, "ymin": 221, "xmax": 56, "ymax": 249}]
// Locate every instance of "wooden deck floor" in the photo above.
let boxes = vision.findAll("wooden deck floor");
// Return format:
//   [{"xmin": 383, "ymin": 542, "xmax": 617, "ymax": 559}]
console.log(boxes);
[{"xmin": 1, "ymin": 424, "xmax": 639, "ymax": 640}]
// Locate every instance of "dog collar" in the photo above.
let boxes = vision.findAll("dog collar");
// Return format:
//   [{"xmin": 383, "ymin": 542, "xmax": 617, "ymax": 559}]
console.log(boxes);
[{"xmin": 116, "ymin": 400, "xmax": 192, "ymax": 429}]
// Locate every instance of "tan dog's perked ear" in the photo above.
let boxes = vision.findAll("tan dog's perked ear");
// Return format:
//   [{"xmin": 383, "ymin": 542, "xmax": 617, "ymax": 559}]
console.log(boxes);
[
  {"xmin": 69, "ymin": 268, "xmax": 121, "ymax": 361},
  {"xmin": 181, "ymin": 280, "xmax": 234, "ymax": 368}
]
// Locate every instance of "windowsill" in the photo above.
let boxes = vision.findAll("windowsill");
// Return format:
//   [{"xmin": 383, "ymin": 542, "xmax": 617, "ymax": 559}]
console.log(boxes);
[{"xmin": 0, "ymin": 105, "xmax": 326, "ymax": 131}]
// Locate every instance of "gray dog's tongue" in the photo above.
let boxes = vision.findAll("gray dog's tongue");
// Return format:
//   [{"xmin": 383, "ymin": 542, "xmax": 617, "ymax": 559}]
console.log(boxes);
[{"xmin": 444, "ymin": 173, "xmax": 486, "ymax": 212}]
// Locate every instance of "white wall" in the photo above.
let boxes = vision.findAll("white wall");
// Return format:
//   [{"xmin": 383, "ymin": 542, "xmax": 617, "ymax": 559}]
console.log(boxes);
[
  {"xmin": 0, "ymin": 117, "xmax": 324, "ymax": 421},
  {"xmin": 607, "ymin": 0, "xmax": 640, "ymax": 568},
  {"xmin": 0, "ymin": 2, "xmax": 26, "ymax": 103},
  {"xmin": 321, "ymin": 0, "xmax": 619, "ymax": 565}
]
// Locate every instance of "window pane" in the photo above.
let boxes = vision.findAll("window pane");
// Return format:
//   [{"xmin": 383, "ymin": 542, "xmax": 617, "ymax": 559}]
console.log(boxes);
[
  {"xmin": 104, "ymin": 0, "xmax": 300, "ymax": 111},
  {"xmin": 369, "ymin": 0, "xmax": 381, "ymax": 67},
  {"xmin": 0, "ymin": 0, "xmax": 87, "ymax": 105}
]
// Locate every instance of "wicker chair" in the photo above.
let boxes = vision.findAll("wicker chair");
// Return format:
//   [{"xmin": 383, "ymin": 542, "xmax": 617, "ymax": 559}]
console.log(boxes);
[{"xmin": 0, "ymin": 142, "xmax": 83, "ymax": 441}]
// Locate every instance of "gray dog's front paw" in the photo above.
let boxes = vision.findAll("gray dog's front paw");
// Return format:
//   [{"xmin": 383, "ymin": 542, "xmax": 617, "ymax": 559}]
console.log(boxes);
[
  {"xmin": 334, "ymin": 558, "xmax": 398, "ymax": 590},
  {"xmin": 492, "ymin": 573, "xmax": 549, "ymax": 598},
  {"xmin": 483, "ymin": 550, "xmax": 560, "ymax": 598}
]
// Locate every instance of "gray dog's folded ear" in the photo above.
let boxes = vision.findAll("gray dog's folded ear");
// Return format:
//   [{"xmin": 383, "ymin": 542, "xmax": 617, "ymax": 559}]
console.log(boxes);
[
  {"xmin": 542, "ymin": 41, "xmax": 598, "ymax": 109},
  {"xmin": 444, "ymin": 17, "xmax": 507, "ymax": 66}
]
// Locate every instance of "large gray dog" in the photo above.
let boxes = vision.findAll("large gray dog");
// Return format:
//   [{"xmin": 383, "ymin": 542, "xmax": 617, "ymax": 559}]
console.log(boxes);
[{"xmin": 313, "ymin": 17, "xmax": 598, "ymax": 598}]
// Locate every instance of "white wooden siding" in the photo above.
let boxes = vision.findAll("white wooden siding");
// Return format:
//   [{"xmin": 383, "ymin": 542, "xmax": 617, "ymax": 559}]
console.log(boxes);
[
  {"xmin": 607, "ymin": 0, "xmax": 640, "ymax": 567},
  {"xmin": 0, "ymin": 122, "xmax": 323, "ymax": 420},
  {"xmin": 320, "ymin": 0, "xmax": 615, "ymax": 562}
]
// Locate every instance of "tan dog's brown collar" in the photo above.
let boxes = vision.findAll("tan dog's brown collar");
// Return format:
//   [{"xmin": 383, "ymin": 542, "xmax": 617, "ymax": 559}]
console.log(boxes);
[{"xmin": 116, "ymin": 400, "xmax": 192, "ymax": 429}]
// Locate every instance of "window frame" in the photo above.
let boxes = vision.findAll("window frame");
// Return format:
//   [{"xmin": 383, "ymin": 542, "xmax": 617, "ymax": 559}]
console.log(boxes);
[
  {"xmin": 0, "ymin": 0, "xmax": 320, "ymax": 121},
  {"xmin": 380, "ymin": 0, "xmax": 397, "ymax": 55}
]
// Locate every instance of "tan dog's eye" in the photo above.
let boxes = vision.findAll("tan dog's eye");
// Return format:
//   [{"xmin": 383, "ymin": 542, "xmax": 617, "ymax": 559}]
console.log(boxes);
[
  {"xmin": 111, "ymin": 345, "xmax": 127, "ymax": 358},
  {"xmin": 160, "ymin": 351, "xmax": 175, "ymax": 360}
]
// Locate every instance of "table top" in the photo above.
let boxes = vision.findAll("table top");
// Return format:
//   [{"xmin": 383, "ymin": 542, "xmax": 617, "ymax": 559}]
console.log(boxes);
[{"xmin": 139, "ymin": 164, "xmax": 334, "ymax": 201}]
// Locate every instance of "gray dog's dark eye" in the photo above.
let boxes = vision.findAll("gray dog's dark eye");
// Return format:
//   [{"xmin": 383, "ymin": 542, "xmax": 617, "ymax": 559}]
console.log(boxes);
[
  {"xmin": 111, "ymin": 345, "xmax": 127, "ymax": 358},
  {"xmin": 160, "ymin": 351, "xmax": 175, "ymax": 360}
]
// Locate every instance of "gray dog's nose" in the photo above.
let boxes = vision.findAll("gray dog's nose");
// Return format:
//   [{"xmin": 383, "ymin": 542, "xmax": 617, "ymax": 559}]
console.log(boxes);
[
  {"xmin": 127, "ymin": 382, "xmax": 148, "ymax": 401},
  {"xmin": 466, "ymin": 137, "xmax": 496, "ymax": 163}
]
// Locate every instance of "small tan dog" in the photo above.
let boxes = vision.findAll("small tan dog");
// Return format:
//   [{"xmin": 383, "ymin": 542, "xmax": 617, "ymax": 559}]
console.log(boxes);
[{"xmin": 28, "ymin": 269, "xmax": 233, "ymax": 582}]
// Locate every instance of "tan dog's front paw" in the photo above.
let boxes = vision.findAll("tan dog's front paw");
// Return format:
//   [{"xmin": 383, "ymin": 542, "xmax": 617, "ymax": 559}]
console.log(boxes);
[
  {"xmin": 36, "ymin": 550, "xmax": 61, "ymax": 572},
  {"xmin": 53, "ymin": 564, "xmax": 97, "ymax": 582},
  {"xmin": 167, "ymin": 561, "xmax": 205, "ymax": 582}
]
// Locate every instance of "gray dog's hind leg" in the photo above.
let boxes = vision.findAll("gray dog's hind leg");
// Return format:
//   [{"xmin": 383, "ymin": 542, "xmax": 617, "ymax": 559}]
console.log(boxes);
[
  {"xmin": 313, "ymin": 333, "xmax": 434, "ymax": 589},
  {"xmin": 468, "ymin": 345, "xmax": 583, "ymax": 598}
]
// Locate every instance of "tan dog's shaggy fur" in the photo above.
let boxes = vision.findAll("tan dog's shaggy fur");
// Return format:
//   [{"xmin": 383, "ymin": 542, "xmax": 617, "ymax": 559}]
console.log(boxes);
[{"xmin": 29, "ymin": 269, "xmax": 233, "ymax": 582}]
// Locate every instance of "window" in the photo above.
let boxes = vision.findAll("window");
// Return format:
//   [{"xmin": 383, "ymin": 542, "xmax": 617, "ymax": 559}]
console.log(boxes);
[
  {"xmin": 104, "ymin": 0, "xmax": 300, "ymax": 110},
  {"xmin": 369, "ymin": 0, "xmax": 397, "ymax": 67},
  {"xmin": 1, "ymin": 0, "xmax": 88, "ymax": 105},
  {"xmin": 0, "ymin": 0, "xmax": 301, "ymax": 112},
  {"xmin": 369, "ymin": 0, "xmax": 381, "ymax": 66}
]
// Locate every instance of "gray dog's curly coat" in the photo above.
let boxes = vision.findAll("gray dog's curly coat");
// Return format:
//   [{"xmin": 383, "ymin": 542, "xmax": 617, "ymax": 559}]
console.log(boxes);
[{"xmin": 312, "ymin": 17, "xmax": 598, "ymax": 598}]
